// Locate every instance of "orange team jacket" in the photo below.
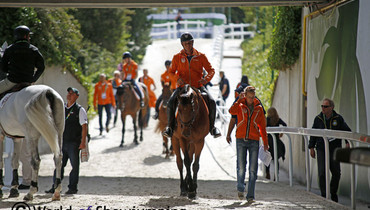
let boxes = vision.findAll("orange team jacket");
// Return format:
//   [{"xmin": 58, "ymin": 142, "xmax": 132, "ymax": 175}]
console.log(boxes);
[
  {"xmin": 139, "ymin": 75, "xmax": 157, "ymax": 108},
  {"xmin": 169, "ymin": 48, "xmax": 215, "ymax": 89},
  {"xmin": 161, "ymin": 70, "xmax": 177, "ymax": 90},
  {"xmin": 229, "ymin": 97, "xmax": 268, "ymax": 147},
  {"xmin": 122, "ymin": 60, "xmax": 138, "ymax": 80},
  {"xmin": 93, "ymin": 81, "xmax": 116, "ymax": 107}
]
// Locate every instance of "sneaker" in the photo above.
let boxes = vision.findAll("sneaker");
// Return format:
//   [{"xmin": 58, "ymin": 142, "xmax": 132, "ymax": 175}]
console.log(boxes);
[
  {"xmin": 45, "ymin": 187, "xmax": 55, "ymax": 194},
  {"xmin": 99, "ymin": 131, "xmax": 102, "ymax": 136},
  {"xmin": 106, "ymin": 127, "xmax": 110, "ymax": 133},
  {"xmin": 238, "ymin": 191, "xmax": 244, "ymax": 200},
  {"xmin": 331, "ymin": 194, "xmax": 338, "ymax": 202},
  {"xmin": 18, "ymin": 184, "xmax": 30, "ymax": 190},
  {"xmin": 265, "ymin": 171, "xmax": 270, "ymax": 180},
  {"xmin": 247, "ymin": 198, "xmax": 254, "ymax": 203},
  {"xmin": 65, "ymin": 189, "xmax": 77, "ymax": 194}
]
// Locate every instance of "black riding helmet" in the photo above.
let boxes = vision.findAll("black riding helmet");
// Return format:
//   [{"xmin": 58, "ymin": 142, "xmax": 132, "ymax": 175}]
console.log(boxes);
[
  {"xmin": 180, "ymin": 32, "xmax": 194, "ymax": 42},
  {"xmin": 14, "ymin": 25, "xmax": 32, "ymax": 40},
  {"xmin": 165, "ymin": 60, "xmax": 171, "ymax": 66},
  {"xmin": 122, "ymin": 51, "xmax": 132, "ymax": 59}
]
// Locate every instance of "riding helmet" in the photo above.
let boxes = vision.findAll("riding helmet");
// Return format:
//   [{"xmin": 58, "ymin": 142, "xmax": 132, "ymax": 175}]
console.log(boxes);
[
  {"xmin": 14, "ymin": 25, "xmax": 32, "ymax": 40},
  {"xmin": 122, "ymin": 51, "xmax": 132, "ymax": 59},
  {"xmin": 165, "ymin": 60, "xmax": 172, "ymax": 66},
  {"xmin": 180, "ymin": 32, "xmax": 194, "ymax": 42}
]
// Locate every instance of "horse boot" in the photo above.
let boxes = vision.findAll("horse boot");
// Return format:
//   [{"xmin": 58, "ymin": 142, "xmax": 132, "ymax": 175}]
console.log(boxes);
[
  {"xmin": 163, "ymin": 88, "xmax": 179, "ymax": 138},
  {"xmin": 208, "ymin": 95, "xmax": 221, "ymax": 138}
]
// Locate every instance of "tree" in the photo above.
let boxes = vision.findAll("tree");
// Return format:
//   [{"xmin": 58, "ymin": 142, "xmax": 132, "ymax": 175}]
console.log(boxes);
[{"xmin": 127, "ymin": 8, "xmax": 153, "ymax": 64}]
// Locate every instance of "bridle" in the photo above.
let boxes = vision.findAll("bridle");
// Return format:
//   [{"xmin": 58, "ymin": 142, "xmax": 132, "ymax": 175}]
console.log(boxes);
[{"xmin": 178, "ymin": 89, "xmax": 199, "ymax": 129}]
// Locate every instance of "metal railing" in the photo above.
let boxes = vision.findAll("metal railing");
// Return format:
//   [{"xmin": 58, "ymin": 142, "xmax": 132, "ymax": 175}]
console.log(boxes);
[
  {"xmin": 222, "ymin": 23, "xmax": 254, "ymax": 40},
  {"xmin": 266, "ymin": 127, "xmax": 370, "ymax": 209}
]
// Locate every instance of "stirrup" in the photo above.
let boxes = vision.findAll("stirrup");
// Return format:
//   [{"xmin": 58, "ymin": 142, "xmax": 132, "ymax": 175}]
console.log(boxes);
[
  {"xmin": 210, "ymin": 127, "xmax": 221, "ymax": 138},
  {"xmin": 163, "ymin": 127, "xmax": 173, "ymax": 138}
]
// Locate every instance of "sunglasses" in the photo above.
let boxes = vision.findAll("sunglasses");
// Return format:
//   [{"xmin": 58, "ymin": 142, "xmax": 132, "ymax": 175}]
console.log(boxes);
[{"xmin": 321, "ymin": 105, "xmax": 330, "ymax": 108}]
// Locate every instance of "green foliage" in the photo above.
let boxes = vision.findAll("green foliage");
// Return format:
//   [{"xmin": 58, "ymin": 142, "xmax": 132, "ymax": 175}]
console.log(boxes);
[
  {"xmin": 239, "ymin": 6, "xmax": 278, "ymax": 108},
  {"xmin": 127, "ymin": 8, "xmax": 153, "ymax": 64},
  {"xmin": 268, "ymin": 6, "xmax": 301, "ymax": 70},
  {"xmin": 241, "ymin": 35, "xmax": 278, "ymax": 109},
  {"xmin": 69, "ymin": 8, "xmax": 132, "ymax": 54}
]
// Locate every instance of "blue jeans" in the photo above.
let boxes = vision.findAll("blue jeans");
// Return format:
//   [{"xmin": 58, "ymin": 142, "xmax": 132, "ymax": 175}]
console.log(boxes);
[
  {"xmin": 53, "ymin": 142, "xmax": 80, "ymax": 191},
  {"xmin": 236, "ymin": 138, "xmax": 259, "ymax": 199},
  {"xmin": 98, "ymin": 104, "xmax": 112, "ymax": 132}
]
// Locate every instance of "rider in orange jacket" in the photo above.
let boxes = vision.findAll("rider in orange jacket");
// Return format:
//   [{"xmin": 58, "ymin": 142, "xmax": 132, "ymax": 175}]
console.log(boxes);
[
  {"xmin": 162, "ymin": 32, "xmax": 221, "ymax": 138},
  {"xmin": 121, "ymin": 52, "xmax": 144, "ymax": 107}
]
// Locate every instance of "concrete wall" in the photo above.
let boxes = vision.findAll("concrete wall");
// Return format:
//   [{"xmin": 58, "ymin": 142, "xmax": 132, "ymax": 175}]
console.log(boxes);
[{"xmin": 35, "ymin": 66, "xmax": 88, "ymax": 154}]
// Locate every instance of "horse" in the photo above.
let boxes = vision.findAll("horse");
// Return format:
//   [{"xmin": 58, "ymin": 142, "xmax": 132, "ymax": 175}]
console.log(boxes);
[
  {"xmin": 171, "ymin": 84, "xmax": 209, "ymax": 199},
  {"xmin": 0, "ymin": 85, "xmax": 65, "ymax": 201},
  {"xmin": 154, "ymin": 82, "xmax": 173, "ymax": 158},
  {"xmin": 116, "ymin": 81, "xmax": 148, "ymax": 147}
]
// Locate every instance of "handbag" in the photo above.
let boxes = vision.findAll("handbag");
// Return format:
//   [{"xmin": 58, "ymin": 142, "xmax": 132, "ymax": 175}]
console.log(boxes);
[{"xmin": 80, "ymin": 138, "xmax": 89, "ymax": 162}]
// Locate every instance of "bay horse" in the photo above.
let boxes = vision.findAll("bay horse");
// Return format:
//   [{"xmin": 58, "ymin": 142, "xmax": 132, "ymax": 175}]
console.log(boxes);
[
  {"xmin": 154, "ymin": 82, "xmax": 173, "ymax": 158},
  {"xmin": 116, "ymin": 81, "xmax": 148, "ymax": 147},
  {"xmin": 0, "ymin": 85, "xmax": 65, "ymax": 201},
  {"xmin": 171, "ymin": 84, "xmax": 209, "ymax": 199}
]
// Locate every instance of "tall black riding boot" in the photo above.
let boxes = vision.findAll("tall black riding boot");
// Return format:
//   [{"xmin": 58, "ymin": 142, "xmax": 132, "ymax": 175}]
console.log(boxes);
[
  {"xmin": 153, "ymin": 95, "xmax": 163, "ymax": 120},
  {"xmin": 208, "ymin": 98, "xmax": 221, "ymax": 138},
  {"xmin": 163, "ymin": 88, "xmax": 179, "ymax": 138}
]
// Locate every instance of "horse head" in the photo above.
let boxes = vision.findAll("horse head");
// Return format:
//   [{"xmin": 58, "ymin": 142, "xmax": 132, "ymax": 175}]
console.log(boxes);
[
  {"xmin": 177, "ymin": 84, "xmax": 199, "ymax": 137},
  {"xmin": 116, "ymin": 82, "xmax": 135, "ymax": 110},
  {"xmin": 161, "ymin": 82, "xmax": 172, "ymax": 108}
]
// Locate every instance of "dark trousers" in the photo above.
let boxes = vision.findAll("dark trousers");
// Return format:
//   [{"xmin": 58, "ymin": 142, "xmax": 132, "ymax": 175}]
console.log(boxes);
[
  {"xmin": 316, "ymin": 147, "xmax": 341, "ymax": 198},
  {"xmin": 113, "ymin": 99, "xmax": 118, "ymax": 125},
  {"xmin": 98, "ymin": 104, "xmax": 112, "ymax": 132},
  {"xmin": 53, "ymin": 142, "xmax": 80, "ymax": 191}
]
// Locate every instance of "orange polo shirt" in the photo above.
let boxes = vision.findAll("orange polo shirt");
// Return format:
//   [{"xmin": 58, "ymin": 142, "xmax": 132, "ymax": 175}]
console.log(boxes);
[
  {"xmin": 93, "ymin": 81, "xmax": 116, "ymax": 107},
  {"xmin": 139, "ymin": 75, "xmax": 157, "ymax": 108}
]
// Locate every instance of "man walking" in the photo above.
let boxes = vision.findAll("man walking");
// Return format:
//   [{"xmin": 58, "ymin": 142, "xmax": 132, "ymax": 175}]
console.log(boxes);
[
  {"xmin": 46, "ymin": 87, "xmax": 88, "ymax": 194},
  {"xmin": 94, "ymin": 73, "xmax": 116, "ymax": 135},
  {"xmin": 308, "ymin": 98, "xmax": 351, "ymax": 202}
]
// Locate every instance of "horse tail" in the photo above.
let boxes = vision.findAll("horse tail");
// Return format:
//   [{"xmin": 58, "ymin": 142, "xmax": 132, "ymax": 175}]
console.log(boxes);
[{"xmin": 25, "ymin": 88, "xmax": 65, "ymax": 155}]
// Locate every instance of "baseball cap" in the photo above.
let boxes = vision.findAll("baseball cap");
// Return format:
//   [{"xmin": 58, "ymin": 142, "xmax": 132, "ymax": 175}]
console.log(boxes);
[{"xmin": 67, "ymin": 87, "xmax": 79, "ymax": 96}]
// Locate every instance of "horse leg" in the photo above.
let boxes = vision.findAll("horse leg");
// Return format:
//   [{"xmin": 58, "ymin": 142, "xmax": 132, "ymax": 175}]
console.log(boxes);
[
  {"xmin": 163, "ymin": 136, "xmax": 169, "ymax": 159},
  {"xmin": 9, "ymin": 138, "xmax": 22, "ymax": 198},
  {"xmin": 191, "ymin": 140, "xmax": 204, "ymax": 199},
  {"xmin": 120, "ymin": 116, "xmax": 126, "ymax": 147},
  {"xmin": 172, "ymin": 137, "xmax": 187, "ymax": 196},
  {"xmin": 52, "ymin": 147, "xmax": 63, "ymax": 201},
  {"xmin": 139, "ymin": 110, "xmax": 144, "ymax": 142},
  {"xmin": 132, "ymin": 115, "xmax": 138, "ymax": 145},
  {"xmin": 0, "ymin": 134, "xmax": 4, "ymax": 198},
  {"xmin": 24, "ymin": 138, "xmax": 40, "ymax": 201}
]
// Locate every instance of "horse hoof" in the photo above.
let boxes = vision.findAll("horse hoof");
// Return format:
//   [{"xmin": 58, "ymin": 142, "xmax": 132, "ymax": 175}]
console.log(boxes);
[
  {"xmin": 119, "ymin": 143, "xmax": 124, "ymax": 148},
  {"xmin": 188, "ymin": 191, "xmax": 196, "ymax": 199},
  {"xmin": 180, "ymin": 191, "xmax": 187, "ymax": 197},
  {"xmin": 9, "ymin": 188, "xmax": 19, "ymax": 198},
  {"xmin": 134, "ymin": 140, "xmax": 139, "ymax": 145},
  {"xmin": 52, "ymin": 192, "xmax": 61, "ymax": 201},
  {"xmin": 140, "ymin": 137, "xmax": 143, "ymax": 142},
  {"xmin": 165, "ymin": 154, "xmax": 170, "ymax": 159},
  {"xmin": 23, "ymin": 194, "xmax": 33, "ymax": 201}
]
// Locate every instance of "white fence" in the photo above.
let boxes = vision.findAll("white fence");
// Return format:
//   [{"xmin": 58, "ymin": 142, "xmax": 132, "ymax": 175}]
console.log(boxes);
[
  {"xmin": 266, "ymin": 127, "xmax": 370, "ymax": 209},
  {"xmin": 150, "ymin": 22, "xmax": 254, "ymax": 40}
]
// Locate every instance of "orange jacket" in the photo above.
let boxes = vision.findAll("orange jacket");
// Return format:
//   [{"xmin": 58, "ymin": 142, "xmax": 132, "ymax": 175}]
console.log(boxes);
[
  {"xmin": 229, "ymin": 98, "xmax": 268, "ymax": 146},
  {"xmin": 169, "ymin": 48, "xmax": 215, "ymax": 89},
  {"xmin": 93, "ymin": 81, "xmax": 116, "ymax": 107},
  {"xmin": 161, "ymin": 70, "xmax": 177, "ymax": 90},
  {"xmin": 139, "ymin": 75, "xmax": 157, "ymax": 107},
  {"xmin": 122, "ymin": 60, "xmax": 138, "ymax": 80}
]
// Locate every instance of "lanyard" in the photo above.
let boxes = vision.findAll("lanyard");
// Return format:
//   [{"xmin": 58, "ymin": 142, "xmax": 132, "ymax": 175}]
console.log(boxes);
[{"xmin": 65, "ymin": 106, "xmax": 74, "ymax": 120}]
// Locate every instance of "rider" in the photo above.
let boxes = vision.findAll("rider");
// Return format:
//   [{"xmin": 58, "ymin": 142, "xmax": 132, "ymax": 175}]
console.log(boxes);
[
  {"xmin": 153, "ymin": 60, "xmax": 176, "ymax": 120},
  {"xmin": 0, "ymin": 25, "xmax": 45, "ymax": 95},
  {"xmin": 162, "ymin": 32, "xmax": 221, "ymax": 138},
  {"xmin": 121, "ymin": 51, "xmax": 144, "ymax": 108}
]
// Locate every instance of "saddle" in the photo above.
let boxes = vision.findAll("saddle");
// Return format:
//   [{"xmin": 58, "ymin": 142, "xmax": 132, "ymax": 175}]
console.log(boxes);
[{"xmin": 0, "ymin": 82, "xmax": 31, "ymax": 100}]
